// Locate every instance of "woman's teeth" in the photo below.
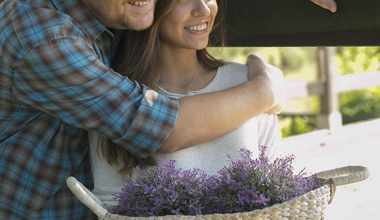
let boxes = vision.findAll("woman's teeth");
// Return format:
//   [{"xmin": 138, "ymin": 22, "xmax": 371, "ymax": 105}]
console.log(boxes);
[
  {"xmin": 129, "ymin": 1, "xmax": 150, "ymax": 6},
  {"xmin": 185, "ymin": 23, "xmax": 207, "ymax": 31}
]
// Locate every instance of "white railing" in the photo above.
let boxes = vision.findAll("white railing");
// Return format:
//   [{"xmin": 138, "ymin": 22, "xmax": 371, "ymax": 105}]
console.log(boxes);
[{"xmin": 281, "ymin": 47, "xmax": 380, "ymax": 131}]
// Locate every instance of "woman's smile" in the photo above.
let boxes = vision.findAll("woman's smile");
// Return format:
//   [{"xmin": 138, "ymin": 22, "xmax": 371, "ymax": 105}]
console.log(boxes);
[
  {"xmin": 159, "ymin": 0, "xmax": 217, "ymax": 51},
  {"xmin": 184, "ymin": 22, "xmax": 209, "ymax": 34}
]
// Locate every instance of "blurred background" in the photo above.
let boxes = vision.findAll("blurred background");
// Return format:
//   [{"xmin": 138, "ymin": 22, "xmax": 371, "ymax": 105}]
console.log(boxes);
[
  {"xmin": 209, "ymin": 46, "xmax": 380, "ymax": 137},
  {"xmin": 209, "ymin": 46, "xmax": 380, "ymax": 220}
]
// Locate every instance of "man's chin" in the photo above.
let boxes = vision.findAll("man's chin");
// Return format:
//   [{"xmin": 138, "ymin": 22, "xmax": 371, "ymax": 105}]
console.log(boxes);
[{"xmin": 121, "ymin": 15, "xmax": 154, "ymax": 31}]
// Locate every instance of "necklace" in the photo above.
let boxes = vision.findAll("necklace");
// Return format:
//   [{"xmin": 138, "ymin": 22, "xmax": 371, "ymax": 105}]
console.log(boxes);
[{"xmin": 159, "ymin": 69, "xmax": 199, "ymax": 96}]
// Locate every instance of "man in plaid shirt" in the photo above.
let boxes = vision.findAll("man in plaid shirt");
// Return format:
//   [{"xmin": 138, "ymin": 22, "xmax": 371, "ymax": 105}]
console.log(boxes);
[{"xmin": 0, "ymin": 0, "xmax": 336, "ymax": 219}]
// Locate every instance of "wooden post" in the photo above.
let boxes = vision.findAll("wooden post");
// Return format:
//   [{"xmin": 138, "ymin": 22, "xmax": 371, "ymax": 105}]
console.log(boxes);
[{"xmin": 316, "ymin": 47, "xmax": 342, "ymax": 132}]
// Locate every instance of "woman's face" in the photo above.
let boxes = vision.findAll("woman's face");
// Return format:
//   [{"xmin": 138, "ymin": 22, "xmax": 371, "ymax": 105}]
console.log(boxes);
[{"xmin": 159, "ymin": 0, "xmax": 218, "ymax": 51}]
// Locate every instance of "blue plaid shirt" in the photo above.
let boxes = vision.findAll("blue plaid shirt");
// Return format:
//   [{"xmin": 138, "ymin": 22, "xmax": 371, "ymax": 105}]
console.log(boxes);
[{"xmin": 0, "ymin": 0, "xmax": 178, "ymax": 219}]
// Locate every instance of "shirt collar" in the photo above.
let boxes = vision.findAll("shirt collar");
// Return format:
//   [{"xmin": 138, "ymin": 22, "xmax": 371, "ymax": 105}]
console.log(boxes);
[{"xmin": 50, "ymin": 0, "xmax": 108, "ymax": 40}]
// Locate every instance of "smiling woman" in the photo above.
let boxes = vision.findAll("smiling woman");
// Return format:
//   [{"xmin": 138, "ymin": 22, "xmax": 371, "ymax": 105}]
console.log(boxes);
[{"xmin": 88, "ymin": 0, "xmax": 282, "ymax": 209}]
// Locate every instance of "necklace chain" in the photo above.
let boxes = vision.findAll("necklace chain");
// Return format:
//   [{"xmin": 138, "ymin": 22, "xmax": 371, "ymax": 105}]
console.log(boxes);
[{"xmin": 159, "ymin": 69, "xmax": 199, "ymax": 95}]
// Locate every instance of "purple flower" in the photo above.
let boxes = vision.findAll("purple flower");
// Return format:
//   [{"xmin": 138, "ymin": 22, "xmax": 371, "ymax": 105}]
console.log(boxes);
[
  {"xmin": 114, "ymin": 146, "xmax": 316, "ymax": 216},
  {"xmin": 258, "ymin": 194, "xmax": 269, "ymax": 206}
]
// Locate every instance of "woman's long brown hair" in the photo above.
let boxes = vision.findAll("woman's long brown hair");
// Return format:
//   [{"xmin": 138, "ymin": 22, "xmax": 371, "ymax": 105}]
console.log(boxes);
[{"xmin": 99, "ymin": 0, "xmax": 228, "ymax": 174}]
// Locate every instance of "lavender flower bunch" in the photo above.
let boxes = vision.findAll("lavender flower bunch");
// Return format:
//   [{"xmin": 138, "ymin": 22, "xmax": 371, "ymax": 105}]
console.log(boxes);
[
  {"xmin": 115, "ymin": 147, "xmax": 316, "ymax": 216},
  {"xmin": 205, "ymin": 146, "xmax": 316, "ymax": 214},
  {"xmin": 115, "ymin": 159, "xmax": 210, "ymax": 217}
]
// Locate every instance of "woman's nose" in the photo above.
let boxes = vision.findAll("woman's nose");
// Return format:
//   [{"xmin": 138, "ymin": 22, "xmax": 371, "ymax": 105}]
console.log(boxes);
[{"xmin": 192, "ymin": 0, "xmax": 211, "ymax": 17}]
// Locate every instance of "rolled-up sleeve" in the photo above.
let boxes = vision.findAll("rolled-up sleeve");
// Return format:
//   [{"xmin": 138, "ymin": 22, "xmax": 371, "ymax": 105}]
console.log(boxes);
[{"xmin": 13, "ymin": 37, "xmax": 179, "ymax": 158}]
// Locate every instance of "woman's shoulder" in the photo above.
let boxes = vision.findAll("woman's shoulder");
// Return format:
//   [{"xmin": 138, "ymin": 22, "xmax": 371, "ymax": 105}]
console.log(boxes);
[
  {"xmin": 220, "ymin": 61, "xmax": 248, "ymax": 74},
  {"xmin": 205, "ymin": 61, "xmax": 283, "ymax": 92},
  {"xmin": 220, "ymin": 61, "xmax": 283, "ymax": 76},
  {"xmin": 219, "ymin": 61, "xmax": 282, "ymax": 79},
  {"xmin": 210, "ymin": 62, "xmax": 248, "ymax": 89}
]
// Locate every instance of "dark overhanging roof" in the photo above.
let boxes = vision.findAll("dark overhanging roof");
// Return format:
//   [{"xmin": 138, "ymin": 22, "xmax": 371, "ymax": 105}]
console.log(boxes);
[{"xmin": 223, "ymin": 0, "xmax": 380, "ymax": 47}]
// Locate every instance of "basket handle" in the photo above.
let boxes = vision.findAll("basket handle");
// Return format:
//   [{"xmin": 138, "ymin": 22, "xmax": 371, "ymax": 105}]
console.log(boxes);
[
  {"xmin": 66, "ymin": 176, "xmax": 108, "ymax": 219},
  {"xmin": 314, "ymin": 166, "xmax": 370, "ymax": 204},
  {"xmin": 314, "ymin": 165, "xmax": 370, "ymax": 186}
]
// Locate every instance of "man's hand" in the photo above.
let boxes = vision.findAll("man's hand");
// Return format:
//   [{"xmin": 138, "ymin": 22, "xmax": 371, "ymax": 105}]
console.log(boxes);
[
  {"xmin": 309, "ymin": 0, "xmax": 337, "ymax": 13},
  {"xmin": 246, "ymin": 54, "xmax": 267, "ymax": 81},
  {"xmin": 246, "ymin": 55, "xmax": 286, "ymax": 114}
]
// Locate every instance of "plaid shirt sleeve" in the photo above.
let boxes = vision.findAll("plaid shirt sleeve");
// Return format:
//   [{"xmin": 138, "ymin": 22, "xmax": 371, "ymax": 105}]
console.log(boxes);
[
  {"xmin": 14, "ymin": 36, "xmax": 178, "ymax": 158},
  {"xmin": 0, "ymin": 0, "xmax": 178, "ymax": 219}
]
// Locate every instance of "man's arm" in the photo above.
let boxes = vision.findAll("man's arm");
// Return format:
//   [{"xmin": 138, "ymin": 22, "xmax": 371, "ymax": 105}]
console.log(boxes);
[
  {"xmin": 160, "ymin": 56, "xmax": 285, "ymax": 153},
  {"xmin": 309, "ymin": 0, "xmax": 337, "ymax": 12},
  {"xmin": 15, "ymin": 36, "xmax": 283, "ymax": 157},
  {"xmin": 14, "ymin": 16, "xmax": 288, "ymax": 160}
]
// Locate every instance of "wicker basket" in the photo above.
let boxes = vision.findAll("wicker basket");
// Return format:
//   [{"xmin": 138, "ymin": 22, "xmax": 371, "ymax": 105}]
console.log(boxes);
[{"xmin": 67, "ymin": 166, "xmax": 370, "ymax": 220}]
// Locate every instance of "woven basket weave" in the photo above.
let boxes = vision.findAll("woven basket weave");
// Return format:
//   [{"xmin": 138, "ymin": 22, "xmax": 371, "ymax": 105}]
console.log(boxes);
[{"xmin": 67, "ymin": 166, "xmax": 370, "ymax": 220}]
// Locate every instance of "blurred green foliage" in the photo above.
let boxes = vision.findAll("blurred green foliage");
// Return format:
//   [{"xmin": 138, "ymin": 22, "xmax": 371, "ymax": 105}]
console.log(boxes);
[
  {"xmin": 340, "ymin": 88, "xmax": 380, "ymax": 124},
  {"xmin": 336, "ymin": 47, "xmax": 380, "ymax": 125},
  {"xmin": 280, "ymin": 115, "xmax": 317, "ymax": 138},
  {"xmin": 208, "ymin": 47, "xmax": 380, "ymax": 137}
]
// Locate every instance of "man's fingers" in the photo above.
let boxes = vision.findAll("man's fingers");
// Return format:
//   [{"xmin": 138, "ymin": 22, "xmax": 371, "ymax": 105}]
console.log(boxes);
[
  {"xmin": 246, "ymin": 54, "xmax": 261, "ymax": 65},
  {"xmin": 246, "ymin": 54, "xmax": 266, "ymax": 80},
  {"xmin": 310, "ymin": 0, "xmax": 337, "ymax": 13}
]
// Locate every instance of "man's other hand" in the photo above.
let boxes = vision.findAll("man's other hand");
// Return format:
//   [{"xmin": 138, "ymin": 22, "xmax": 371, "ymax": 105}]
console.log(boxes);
[{"xmin": 309, "ymin": 0, "xmax": 337, "ymax": 13}]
